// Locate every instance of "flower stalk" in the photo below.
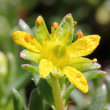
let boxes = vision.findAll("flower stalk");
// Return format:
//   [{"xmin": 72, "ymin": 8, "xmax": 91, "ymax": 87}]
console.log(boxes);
[{"xmin": 50, "ymin": 74, "xmax": 64, "ymax": 110}]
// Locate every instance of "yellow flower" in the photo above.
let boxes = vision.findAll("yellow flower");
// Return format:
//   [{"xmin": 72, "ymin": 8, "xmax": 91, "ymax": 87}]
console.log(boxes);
[{"xmin": 12, "ymin": 14, "xmax": 100, "ymax": 93}]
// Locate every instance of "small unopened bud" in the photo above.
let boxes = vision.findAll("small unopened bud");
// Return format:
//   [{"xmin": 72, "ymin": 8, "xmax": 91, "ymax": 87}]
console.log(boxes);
[
  {"xmin": 53, "ymin": 22, "xmax": 59, "ymax": 29},
  {"xmin": 77, "ymin": 30, "xmax": 84, "ymax": 38},
  {"xmin": 36, "ymin": 16, "xmax": 42, "ymax": 24}
]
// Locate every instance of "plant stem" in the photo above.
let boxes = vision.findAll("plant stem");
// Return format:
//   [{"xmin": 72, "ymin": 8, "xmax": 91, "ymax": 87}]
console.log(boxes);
[{"xmin": 50, "ymin": 74, "xmax": 64, "ymax": 110}]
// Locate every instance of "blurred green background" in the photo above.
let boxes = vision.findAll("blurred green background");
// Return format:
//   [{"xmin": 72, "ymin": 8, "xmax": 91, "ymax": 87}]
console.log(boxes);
[{"xmin": 0, "ymin": 0, "xmax": 110, "ymax": 110}]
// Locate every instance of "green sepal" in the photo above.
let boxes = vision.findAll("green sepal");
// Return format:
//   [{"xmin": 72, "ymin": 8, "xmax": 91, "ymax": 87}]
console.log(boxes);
[
  {"xmin": 56, "ymin": 13, "xmax": 74, "ymax": 45},
  {"xmin": 20, "ymin": 49, "xmax": 40, "ymax": 64},
  {"xmin": 29, "ymin": 88, "xmax": 43, "ymax": 110},
  {"xmin": 88, "ymin": 84, "xmax": 107, "ymax": 110},
  {"xmin": 35, "ymin": 16, "xmax": 50, "ymax": 45},
  {"xmin": 19, "ymin": 19, "xmax": 34, "ymax": 36},
  {"xmin": 12, "ymin": 88, "xmax": 25, "ymax": 110},
  {"xmin": 21, "ymin": 64, "xmax": 39, "ymax": 74},
  {"xmin": 69, "ymin": 61, "xmax": 101, "ymax": 72},
  {"xmin": 83, "ymin": 70, "xmax": 105, "ymax": 80}
]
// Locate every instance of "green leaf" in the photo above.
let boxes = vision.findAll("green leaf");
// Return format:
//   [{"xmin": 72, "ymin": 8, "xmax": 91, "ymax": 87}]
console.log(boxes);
[
  {"xmin": 104, "ymin": 75, "xmax": 110, "ymax": 102},
  {"xmin": 56, "ymin": 13, "xmax": 74, "ymax": 45},
  {"xmin": 20, "ymin": 49, "xmax": 41, "ymax": 64},
  {"xmin": 19, "ymin": 19, "xmax": 34, "ymax": 36},
  {"xmin": 12, "ymin": 88, "xmax": 25, "ymax": 110},
  {"xmin": 88, "ymin": 84, "xmax": 107, "ymax": 110},
  {"xmin": 29, "ymin": 88, "xmax": 43, "ymax": 110},
  {"xmin": 21, "ymin": 64, "xmax": 39, "ymax": 74},
  {"xmin": 32, "ymin": 75, "xmax": 54, "ymax": 106},
  {"xmin": 32, "ymin": 73, "xmax": 41, "ymax": 86},
  {"xmin": 35, "ymin": 16, "xmax": 50, "ymax": 45},
  {"xmin": 83, "ymin": 70, "xmax": 105, "ymax": 80},
  {"xmin": 38, "ymin": 79, "xmax": 54, "ymax": 106},
  {"xmin": 12, "ymin": 73, "xmax": 30, "ymax": 89}
]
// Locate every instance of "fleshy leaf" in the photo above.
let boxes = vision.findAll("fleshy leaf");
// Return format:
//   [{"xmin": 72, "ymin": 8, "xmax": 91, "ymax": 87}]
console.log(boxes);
[
  {"xmin": 35, "ymin": 16, "xmax": 50, "ymax": 45},
  {"xmin": 12, "ymin": 31, "xmax": 41, "ymax": 52},
  {"xmin": 63, "ymin": 84, "xmax": 75, "ymax": 100},
  {"xmin": 21, "ymin": 64, "xmax": 39, "ymax": 74},
  {"xmin": 83, "ymin": 70, "xmax": 105, "ymax": 80},
  {"xmin": 12, "ymin": 88, "xmax": 25, "ymax": 110},
  {"xmin": 29, "ymin": 88, "xmax": 43, "ymax": 110},
  {"xmin": 19, "ymin": 19, "xmax": 34, "ymax": 36},
  {"xmin": 62, "ymin": 66, "xmax": 88, "ymax": 93},
  {"xmin": 56, "ymin": 13, "xmax": 74, "ymax": 45},
  {"xmin": 20, "ymin": 49, "xmax": 41, "ymax": 64},
  {"xmin": 88, "ymin": 84, "xmax": 107, "ymax": 110},
  {"xmin": 69, "ymin": 35, "xmax": 100, "ymax": 58},
  {"xmin": 38, "ymin": 78, "xmax": 54, "ymax": 107}
]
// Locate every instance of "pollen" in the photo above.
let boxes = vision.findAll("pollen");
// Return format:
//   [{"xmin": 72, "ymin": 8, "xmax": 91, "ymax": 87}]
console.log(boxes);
[
  {"xmin": 24, "ymin": 34, "xmax": 32, "ymax": 41},
  {"xmin": 36, "ymin": 16, "xmax": 42, "ymax": 24},
  {"xmin": 77, "ymin": 30, "xmax": 84, "ymax": 38},
  {"xmin": 93, "ymin": 58, "xmax": 97, "ymax": 63},
  {"xmin": 77, "ymin": 73, "xmax": 82, "ymax": 78},
  {"xmin": 73, "ymin": 21, "xmax": 77, "ymax": 26},
  {"xmin": 53, "ymin": 22, "xmax": 59, "ymax": 29}
]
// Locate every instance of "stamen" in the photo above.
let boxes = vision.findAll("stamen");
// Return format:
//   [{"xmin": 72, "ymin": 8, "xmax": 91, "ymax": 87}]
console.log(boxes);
[
  {"xmin": 62, "ymin": 24, "xmax": 74, "ymax": 43},
  {"xmin": 93, "ymin": 58, "xmax": 97, "ymax": 63},
  {"xmin": 53, "ymin": 22, "xmax": 59, "ymax": 29},
  {"xmin": 36, "ymin": 16, "xmax": 42, "ymax": 24},
  {"xmin": 77, "ymin": 30, "xmax": 84, "ymax": 38},
  {"xmin": 73, "ymin": 21, "xmax": 77, "ymax": 26}
]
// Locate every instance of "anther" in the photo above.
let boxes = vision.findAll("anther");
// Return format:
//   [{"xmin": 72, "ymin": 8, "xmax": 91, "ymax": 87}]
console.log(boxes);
[
  {"xmin": 93, "ymin": 58, "xmax": 97, "ymax": 63},
  {"xmin": 36, "ymin": 16, "xmax": 42, "ymax": 24},
  {"xmin": 77, "ymin": 30, "xmax": 84, "ymax": 38},
  {"xmin": 73, "ymin": 21, "xmax": 77, "ymax": 26},
  {"xmin": 53, "ymin": 22, "xmax": 59, "ymax": 29}
]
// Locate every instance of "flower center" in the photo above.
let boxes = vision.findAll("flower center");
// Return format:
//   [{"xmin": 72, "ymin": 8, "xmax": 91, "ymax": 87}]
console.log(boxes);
[{"xmin": 41, "ymin": 41, "xmax": 69, "ymax": 67}]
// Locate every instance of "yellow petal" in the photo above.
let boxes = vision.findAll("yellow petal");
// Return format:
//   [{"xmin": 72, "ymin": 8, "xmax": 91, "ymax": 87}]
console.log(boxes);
[
  {"xmin": 39, "ymin": 59, "xmax": 52, "ymax": 78},
  {"xmin": 69, "ymin": 35, "xmax": 100, "ymax": 58},
  {"xmin": 62, "ymin": 66, "xmax": 88, "ymax": 93},
  {"xmin": 12, "ymin": 31, "xmax": 41, "ymax": 52}
]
